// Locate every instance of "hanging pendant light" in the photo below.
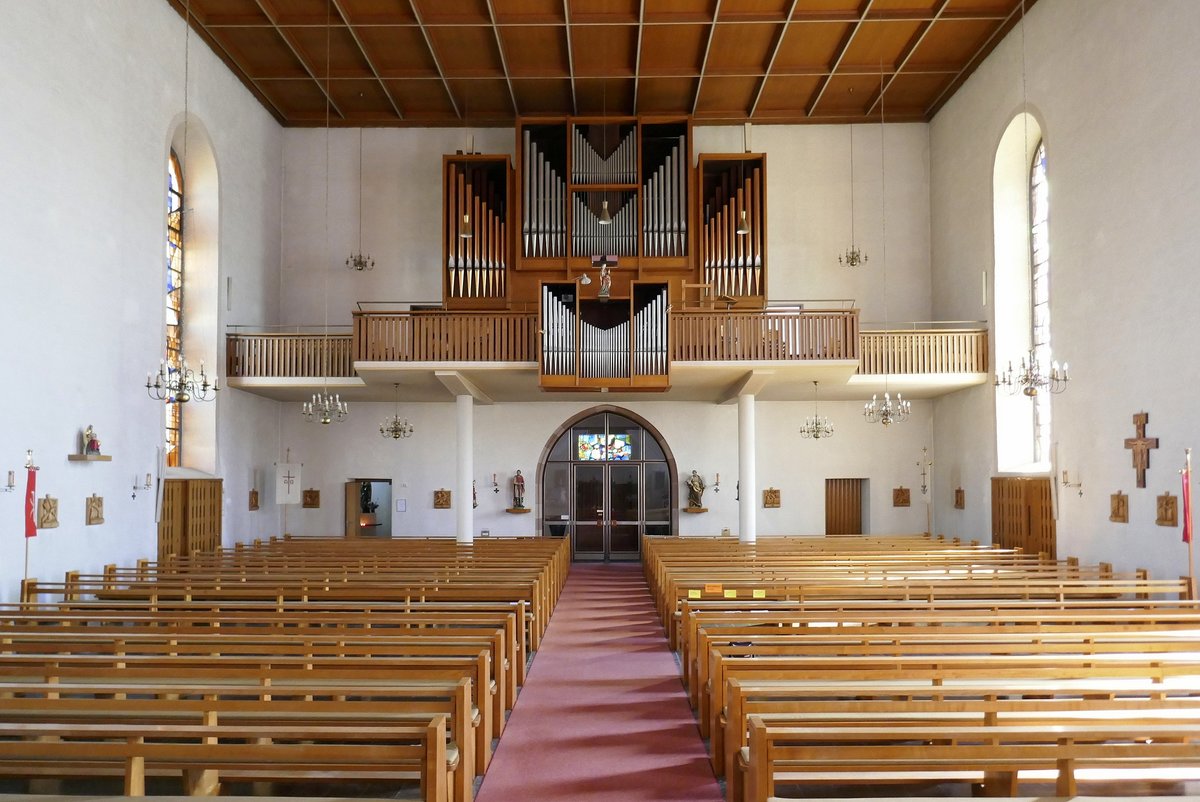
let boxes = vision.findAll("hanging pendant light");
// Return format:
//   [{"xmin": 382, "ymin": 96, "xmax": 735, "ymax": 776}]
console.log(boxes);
[
  {"xmin": 598, "ymin": 198, "xmax": 612, "ymax": 225},
  {"xmin": 736, "ymin": 208, "xmax": 750, "ymax": 236},
  {"xmin": 458, "ymin": 85, "xmax": 474, "ymax": 239},
  {"xmin": 379, "ymin": 383, "xmax": 414, "ymax": 439},
  {"xmin": 799, "ymin": 381, "xmax": 834, "ymax": 439}
]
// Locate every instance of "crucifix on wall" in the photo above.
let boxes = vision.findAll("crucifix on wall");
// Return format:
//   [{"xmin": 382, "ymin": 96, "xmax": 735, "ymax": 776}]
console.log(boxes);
[{"xmin": 1123, "ymin": 412, "xmax": 1158, "ymax": 489}]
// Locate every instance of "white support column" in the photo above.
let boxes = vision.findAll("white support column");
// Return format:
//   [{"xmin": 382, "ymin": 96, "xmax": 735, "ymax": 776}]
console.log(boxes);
[
  {"xmin": 456, "ymin": 394, "xmax": 474, "ymax": 544},
  {"xmin": 738, "ymin": 392, "xmax": 756, "ymax": 544}
]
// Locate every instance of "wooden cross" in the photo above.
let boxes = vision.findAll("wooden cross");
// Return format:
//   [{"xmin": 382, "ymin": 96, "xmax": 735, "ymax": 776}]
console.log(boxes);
[{"xmin": 1124, "ymin": 412, "xmax": 1159, "ymax": 489}]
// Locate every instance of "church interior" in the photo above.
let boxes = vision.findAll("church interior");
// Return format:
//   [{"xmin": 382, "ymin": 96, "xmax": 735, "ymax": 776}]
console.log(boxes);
[{"xmin": 2, "ymin": 0, "xmax": 1200, "ymax": 799}]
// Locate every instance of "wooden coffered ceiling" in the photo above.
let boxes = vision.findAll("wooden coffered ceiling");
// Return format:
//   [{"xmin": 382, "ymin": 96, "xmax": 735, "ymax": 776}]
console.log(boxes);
[{"xmin": 167, "ymin": 0, "xmax": 1035, "ymax": 127}]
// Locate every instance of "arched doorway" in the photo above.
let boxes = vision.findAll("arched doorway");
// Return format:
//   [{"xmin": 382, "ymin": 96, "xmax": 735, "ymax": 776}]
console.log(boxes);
[{"xmin": 538, "ymin": 407, "xmax": 677, "ymax": 561}]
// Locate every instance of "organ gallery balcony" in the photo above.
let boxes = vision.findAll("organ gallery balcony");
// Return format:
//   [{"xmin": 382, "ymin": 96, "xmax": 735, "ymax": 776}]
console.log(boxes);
[{"xmin": 225, "ymin": 306, "xmax": 988, "ymax": 404}]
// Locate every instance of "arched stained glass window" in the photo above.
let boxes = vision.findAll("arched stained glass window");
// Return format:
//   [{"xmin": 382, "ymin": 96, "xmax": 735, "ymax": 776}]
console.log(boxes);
[
  {"xmin": 165, "ymin": 150, "xmax": 184, "ymax": 466},
  {"xmin": 1029, "ymin": 140, "xmax": 1051, "ymax": 464}
]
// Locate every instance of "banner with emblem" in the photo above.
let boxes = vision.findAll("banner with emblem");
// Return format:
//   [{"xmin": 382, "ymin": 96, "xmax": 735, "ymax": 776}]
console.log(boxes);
[{"xmin": 275, "ymin": 463, "xmax": 301, "ymax": 505}]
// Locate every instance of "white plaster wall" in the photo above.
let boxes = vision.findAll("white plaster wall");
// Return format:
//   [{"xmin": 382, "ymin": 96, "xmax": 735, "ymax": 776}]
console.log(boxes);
[
  {"xmin": 280, "ymin": 128, "xmax": 516, "ymax": 325},
  {"xmin": 275, "ymin": 399, "xmax": 932, "ymax": 540},
  {"xmin": 930, "ymin": 0, "xmax": 1200, "ymax": 580},
  {"xmin": 0, "ymin": 0, "xmax": 282, "ymax": 602},
  {"xmin": 694, "ymin": 124, "xmax": 931, "ymax": 323},
  {"xmin": 281, "ymin": 123, "xmax": 931, "ymax": 325}
]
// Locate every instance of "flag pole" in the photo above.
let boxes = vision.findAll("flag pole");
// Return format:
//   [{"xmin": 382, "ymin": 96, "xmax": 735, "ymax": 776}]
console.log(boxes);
[{"xmin": 1187, "ymin": 448, "xmax": 1196, "ymax": 601}]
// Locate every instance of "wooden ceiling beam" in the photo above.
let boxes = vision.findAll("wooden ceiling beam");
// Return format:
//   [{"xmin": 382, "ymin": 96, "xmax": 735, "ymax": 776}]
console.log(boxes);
[
  {"xmin": 632, "ymin": 1, "xmax": 645, "ymax": 115},
  {"xmin": 924, "ymin": 0, "xmax": 1031, "ymax": 118},
  {"xmin": 748, "ymin": 0, "xmax": 800, "ymax": 120},
  {"xmin": 563, "ymin": 0, "xmax": 577, "ymax": 115},
  {"xmin": 166, "ymin": 0, "xmax": 289, "ymax": 125},
  {"xmin": 331, "ymin": 0, "xmax": 404, "ymax": 121},
  {"xmin": 484, "ymin": 0, "xmax": 521, "ymax": 118},
  {"xmin": 865, "ymin": 0, "xmax": 950, "ymax": 117},
  {"xmin": 254, "ymin": 0, "xmax": 346, "ymax": 121},
  {"xmin": 691, "ymin": 0, "xmax": 724, "ymax": 116},
  {"xmin": 805, "ymin": 0, "xmax": 876, "ymax": 119},
  {"xmin": 406, "ymin": 0, "xmax": 460, "ymax": 119}
]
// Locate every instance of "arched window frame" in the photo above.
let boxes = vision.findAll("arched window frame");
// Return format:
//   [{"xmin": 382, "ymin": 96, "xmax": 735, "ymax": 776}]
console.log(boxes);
[
  {"xmin": 1029, "ymin": 140, "xmax": 1051, "ymax": 465},
  {"xmin": 165, "ymin": 149, "xmax": 184, "ymax": 466}
]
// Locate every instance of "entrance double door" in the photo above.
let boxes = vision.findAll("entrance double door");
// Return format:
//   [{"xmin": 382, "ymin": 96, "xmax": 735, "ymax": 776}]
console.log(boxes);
[{"xmin": 573, "ymin": 463, "xmax": 640, "ymax": 560}]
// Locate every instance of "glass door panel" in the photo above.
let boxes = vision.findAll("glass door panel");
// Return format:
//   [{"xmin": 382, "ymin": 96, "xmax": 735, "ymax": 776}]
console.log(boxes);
[
  {"xmin": 573, "ymin": 464, "xmax": 605, "ymax": 559},
  {"xmin": 609, "ymin": 464, "xmax": 640, "ymax": 558}
]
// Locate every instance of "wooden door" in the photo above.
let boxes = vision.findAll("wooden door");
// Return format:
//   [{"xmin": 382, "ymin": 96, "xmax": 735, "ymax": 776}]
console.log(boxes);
[
  {"xmin": 344, "ymin": 481, "xmax": 360, "ymax": 538},
  {"xmin": 158, "ymin": 478, "xmax": 222, "ymax": 560},
  {"xmin": 991, "ymin": 476, "xmax": 1056, "ymax": 557},
  {"xmin": 825, "ymin": 478, "xmax": 864, "ymax": 535}
]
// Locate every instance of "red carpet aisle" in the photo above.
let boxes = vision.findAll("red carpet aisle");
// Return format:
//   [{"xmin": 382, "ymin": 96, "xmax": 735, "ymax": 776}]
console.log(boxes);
[{"xmin": 474, "ymin": 562, "xmax": 724, "ymax": 802}]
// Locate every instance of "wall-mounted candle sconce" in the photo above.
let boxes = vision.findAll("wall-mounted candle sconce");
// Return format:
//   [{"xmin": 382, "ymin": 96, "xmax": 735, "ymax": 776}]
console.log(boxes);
[
  {"xmin": 3, "ymin": 470, "xmax": 15, "ymax": 493},
  {"xmin": 492, "ymin": 473, "xmax": 499, "ymax": 494},
  {"xmin": 132, "ymin": 473, "xmax": 153, "ymax": 500},
  {"xmin": 713, "ymin": 473, "xmax": 720, "ymax": 493},
  {"xmin": 1062, "ymin": 470, "xmax": 1083, "ymax": 497}
]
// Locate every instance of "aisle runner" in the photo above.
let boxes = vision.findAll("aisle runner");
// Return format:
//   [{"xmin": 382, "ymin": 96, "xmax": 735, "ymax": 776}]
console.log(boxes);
[{"xmin": 475, "ymin": 562, "xmax": 723, "ymax": 802}]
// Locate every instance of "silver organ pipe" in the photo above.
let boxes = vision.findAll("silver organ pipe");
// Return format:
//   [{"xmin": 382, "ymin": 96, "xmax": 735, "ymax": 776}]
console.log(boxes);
[
  {"xmin": 641, "ymin": 135, "xmax": 687, "ymax": 258},
  {"xmin": 702, "ymin": 161, "xmax": 763, "ymax": 298},
  {"xmin": 445, "ymin": 161, "xmax": 507, "ymax": 299},
  {"xmin": 632, "ymin": 286, "xmax": 668, "ymax": 378},
  {"xmin": 572, "ymin": 126, "xmax": 636, "ymax": 185},
  {"xmin": 541, "ymin": 287, "xmax": 578, "ymax": 377},
  {"xmin": 524, "ymin": 135, "xmax": 566, "ymax": 258}
]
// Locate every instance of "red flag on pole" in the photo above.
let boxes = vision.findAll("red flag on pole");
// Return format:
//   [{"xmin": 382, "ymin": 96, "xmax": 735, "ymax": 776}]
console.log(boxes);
[
  {"xmin": 1184, "ymin": 461, "xmax": 1193, "ymax": 545},
  {"xmin": 24, "ymin": 469, "xmax": 36, "ymax": 538}
]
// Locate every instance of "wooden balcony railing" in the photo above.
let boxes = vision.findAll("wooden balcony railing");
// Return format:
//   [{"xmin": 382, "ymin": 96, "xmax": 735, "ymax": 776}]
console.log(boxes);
[
  {"xmin": 225, "ymin": 314, "xmax": 988, "ymax": 379},
  {"xmin": 859, "ymin": 328, "xmax": 988, "ymax": 375},
  {"xmin": 353, "ymin": 311, "xmax": 538, "ymax": 362},
  {"xmin": 671, "ymin": 310, "xmax": 860, "ymax": 361},
  {"xmin": 226, "ymin": 332, "xmax": 354, "ymax": 378}
]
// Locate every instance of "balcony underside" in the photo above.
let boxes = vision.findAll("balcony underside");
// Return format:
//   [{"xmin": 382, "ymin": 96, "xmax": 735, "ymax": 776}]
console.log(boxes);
[{"xmin": 226, "ymin": 361, "xmax": 987, "ymax": 404}]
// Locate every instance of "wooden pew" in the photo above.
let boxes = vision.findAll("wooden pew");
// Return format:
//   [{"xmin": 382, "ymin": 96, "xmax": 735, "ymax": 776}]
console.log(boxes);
[
  {"xmin": 742, "ymin": 717, "xmax": 1200, "ymax": 802},
  {"xmin": 0, "ymin": 678, "xmax": 475, "ymax": 802},
  {"xmin": 0, "ymin": 653, "xmax": 495, "ymax": 779},
  {"xmin": 0, "ymin": 718, "xmax": 452, "ymax": 802},
  {"xmin": 723, "ymin": 677, "xmax": 1200, "ymax": 800}
]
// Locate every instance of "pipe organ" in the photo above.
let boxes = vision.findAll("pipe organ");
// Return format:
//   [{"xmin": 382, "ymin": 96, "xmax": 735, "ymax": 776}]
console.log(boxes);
[
  {"xmin": 641, "ymin": 132, "xmax": 688, "ymax": 259},
  {"xmin": 539, "ymin": 281, "xmax": 669, "ymax": 391},
  {"xmin": 699, "ymin": 154, "xmax": 767, "ymax": 304},
  {"xmin": 437, "ymin": 118, "xmax": 768, "ymax": 386},
  {"xmin": 443, "ymin": 156, "xmax": 511, "ymax": 306},
  {"xmin": 522, "ymin": 126, "xmax": 567, "ymax": 259}
]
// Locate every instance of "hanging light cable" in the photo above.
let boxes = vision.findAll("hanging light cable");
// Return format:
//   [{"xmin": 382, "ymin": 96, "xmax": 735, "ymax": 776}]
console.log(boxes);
[
  {"xmin": 346, "ymin": 128, "xmax": 374, "ymax": 270},
  {"xmin": 736, "ymin": 123, "xmax": 750, "ymax": 236},
  {"xmin": 458, "ymin": 85, "xmax": 474, "ymax": 239},
  {"xmin": 839, "ymin": 118, "xmax": 867, "ymax": 267},
  {"xmin": 303, "ymin": 3, "xmax": 347, "ymax": 425},
  {"xmin": 864, "ymin": 61, "xmax": 910, "ymax": 427},
  {"xmin": 146, "ymin": 0, "xmax": 218, "ymax": 406}
]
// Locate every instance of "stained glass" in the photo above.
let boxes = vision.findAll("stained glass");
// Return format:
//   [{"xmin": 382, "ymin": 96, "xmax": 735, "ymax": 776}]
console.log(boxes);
[{"xmin": 165, "ymin": 151, "xmax": 184, "ymax": 467}]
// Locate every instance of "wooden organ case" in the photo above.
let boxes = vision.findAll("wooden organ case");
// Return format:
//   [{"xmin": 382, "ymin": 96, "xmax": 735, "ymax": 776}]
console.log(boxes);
[
  {"xmin": 540, "ymin": 281, "xmax": 670, "ymax": 391},
  {"xmin": 698, "ymin": 154, "xmax": 767, "ymax": 308},
  {"xmin": 439, "ymin": 116, "xmax": 767, "ymax": 390},
  {"xmin": 442, "ymin": 154, "xmax": 513, "ymax": 309}
]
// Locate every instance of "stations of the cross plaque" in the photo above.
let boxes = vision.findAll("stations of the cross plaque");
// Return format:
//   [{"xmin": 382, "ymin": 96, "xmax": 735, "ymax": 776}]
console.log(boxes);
[{"xmin": 1124, "ymin": 412, "xmax": 1159, "ymax": 489}]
